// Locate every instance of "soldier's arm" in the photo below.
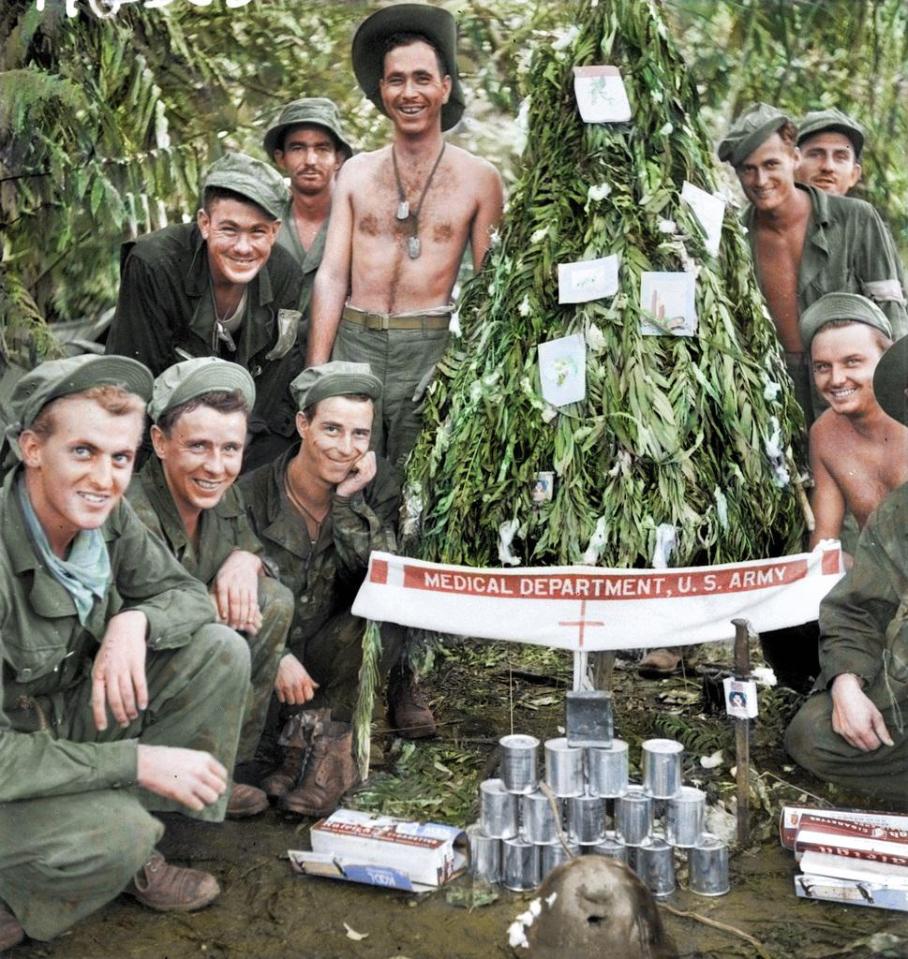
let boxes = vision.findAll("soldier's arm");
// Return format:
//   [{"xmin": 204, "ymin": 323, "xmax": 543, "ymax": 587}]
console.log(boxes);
[
  {"xmin": 112, "ymin": 500, "xmax": 215, "ymax": 650},
  {"xmin": 469, "ymin": 160, "xmax": 504, "ymax": 272},
  {"xmin": 808, "ymin": 427, "xmax": 846, "ymax": 551},
  {"xmin": 817, "ymin": 492, "xmax": 905, "ymax": 687},
  {"xmin": 332, "ymin": 459, "xmax": 400, "ymax": 576},
  {"xmin": 307, "ymin": 162, "xmax": 357, "ymax": 366},
  {"xmin": 855, "ymin": 206, "xmax": 908, "ymax": 339},
  {"xmin": 106, "ymin": 250, "xmax": 175, "ymax": 374},
  {"xmin": 0, "ymin": 598, "xmax": 139, "ymax": 801}
]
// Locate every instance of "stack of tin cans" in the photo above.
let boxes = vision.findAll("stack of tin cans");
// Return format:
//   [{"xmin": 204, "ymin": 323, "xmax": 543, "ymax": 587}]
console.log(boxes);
[{"xmin": 467, "ymin": 691, "xmax": 729, "ymax": 899}]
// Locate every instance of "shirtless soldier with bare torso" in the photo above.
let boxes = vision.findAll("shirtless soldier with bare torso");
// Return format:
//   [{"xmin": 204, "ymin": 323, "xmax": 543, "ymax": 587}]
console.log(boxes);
[
  {"xmin": 307, "ymin": 3, "xmax": 503, "ymax": 472},
  {"xmin": 307, "ymin": 4, "xmax": 503, "ymax": 738},
  {"xmin": 800, "ymin": 293, "xmax": 908, "ymax": 559}
]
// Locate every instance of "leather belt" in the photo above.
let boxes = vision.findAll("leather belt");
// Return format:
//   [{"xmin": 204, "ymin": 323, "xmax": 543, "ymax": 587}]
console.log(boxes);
[{"xmin": 342, "ymin": 307, "xmax": 451, "ymax": 332}]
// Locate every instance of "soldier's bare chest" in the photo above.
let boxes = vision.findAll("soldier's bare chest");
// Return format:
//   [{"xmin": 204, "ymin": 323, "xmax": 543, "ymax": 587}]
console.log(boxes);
[{"xmin": 355, "ymin": 155, "xmax": 472, "ymax": 245}]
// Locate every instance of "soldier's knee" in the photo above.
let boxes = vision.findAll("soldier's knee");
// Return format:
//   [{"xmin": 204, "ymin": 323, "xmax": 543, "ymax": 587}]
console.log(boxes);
[
  {"xmin": 258, "ymin": 576, "xmax": 294, "ymax": 619},
  {"xmin": 784, "ymin": 693, "xmax": 831, "ymax": 770},
  {"xmin": 194, "ymin": 623, "xmax": 251, "ymax": 687}
]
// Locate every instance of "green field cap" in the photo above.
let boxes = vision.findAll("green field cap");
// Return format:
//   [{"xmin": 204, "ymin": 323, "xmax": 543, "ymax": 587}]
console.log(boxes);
[
  {"xmin": 263, "ymin": 98, "xmax": 354, "ymax": 161},
  {"xmin": 797, "ymin": 108, "xmax": 864, "ymax": 159},
  {"xmin": 800, "ymin": 292, "xmax": 892, "ymax": 350},
  {"xmin": 873, "ymin": 337, "xmax": 908, "ymax": 425},
  {"xmin": 352, "ymin": 3, "xmax": 465, "ymax": 132},
  {"xmin": 11, "ymin": 355, "xmax": 152, "ymax": 431},
  {"xmin": 203, "ymin": 152, "xmax": 287, "ymax": 220},
  {"xmin": 717, "ymin": 103, "xmax": 791, "ymax": 167},
  {"xmin": 291, "ymin": 361, "xmax": 382, "ymax": 412},
  {"xmin": 148, "ymin": 357, "xmax": 256, "ymax": 424}
]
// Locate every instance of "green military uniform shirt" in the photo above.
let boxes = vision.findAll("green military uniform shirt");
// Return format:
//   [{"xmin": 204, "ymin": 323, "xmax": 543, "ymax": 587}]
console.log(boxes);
[
  {"xmin": 106, "ymin": 223, "xmax": 306, "ymax": 450},
  {"xmin": 0, "ymin": 468, "xmax": 216, "ymax": 803},
  {"xmin": 817, "ymin": 481, "xmax": 908, "ymax": 699},
  {"xmin": 744, "ymin": 183, "xmax": 908, "ymax": 338},
  {"xmin": 275, "ymin": 196, "xmax": 328, "ymax": 325},
  {"xmin": 127, "ymin": 455, "xmax": 263, "ymax": 587},
  {"xmin": 238, "ymin": 447, "xmax": 399, "ymax": 653}
]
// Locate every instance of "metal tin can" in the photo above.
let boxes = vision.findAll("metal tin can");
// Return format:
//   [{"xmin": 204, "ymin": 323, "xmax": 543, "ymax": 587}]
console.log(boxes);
[
  {"xmin": 689, "ymin": 833, "xmax": 730, "ymax": 896},
  {"xmin": 586, "ymin": 739, "xmax": 629, "ymax": 798},
  {"xmin": 544, "ymin": 737, "xmax": 585, "ymax": 797},
  {"xmin": 642, "ymin": 738, "xmax": 684, "ymax": 799},
  {"xmin": 480, "ymin": 778, "xmax": 518, "ymax": 839},
  {"xmin": 500, "ymin": 734, "xmax": 540, "ymax": 795}
]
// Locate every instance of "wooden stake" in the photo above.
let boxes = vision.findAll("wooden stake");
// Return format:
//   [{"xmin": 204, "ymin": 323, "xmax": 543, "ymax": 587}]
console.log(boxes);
[{"xmin": 731, "ymin": 617, "xmax": 752, "ymax": 847}]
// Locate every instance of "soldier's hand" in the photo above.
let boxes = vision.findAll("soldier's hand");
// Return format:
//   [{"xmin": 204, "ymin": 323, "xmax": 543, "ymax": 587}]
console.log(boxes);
[
  {"xmin": 137, "ymin": 744, "xmax": 227, "ymax": 812},
  {"xmin": 336, "ymin": 451, "xmax": 376, "ymax": 498},
  {"xmin": 275, "ymin": 652, "xmax": 319, "ymax": 705},
  {"xmin": 831, "ymin": 673, "xmax": 894, "ymax": 751},
  {"xmin": 92, "ymin": 610, "xmax": 149, "ymax": 731},
  {"xmin": 212, "ymin": 550, "xmax": 263, "ymax": 634}
]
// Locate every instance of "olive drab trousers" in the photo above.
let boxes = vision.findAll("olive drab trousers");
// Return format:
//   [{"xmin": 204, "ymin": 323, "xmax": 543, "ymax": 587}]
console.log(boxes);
[{"xmin": 0, "ymin": 623, "xmax": 249, "ymax": 941}]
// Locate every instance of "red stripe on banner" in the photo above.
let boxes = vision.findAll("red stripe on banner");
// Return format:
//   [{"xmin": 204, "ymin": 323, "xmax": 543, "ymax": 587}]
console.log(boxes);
[
  {"xmin": 371, "ymin": 558, "xmax": 389, "ymax": 584},
  {"xmin": 821, "ymin": 547, "xmax": 841, "ymax": 576},
  {"xmin": 401, "ymin": 559, "xmax": 810, "ymax": 601}
]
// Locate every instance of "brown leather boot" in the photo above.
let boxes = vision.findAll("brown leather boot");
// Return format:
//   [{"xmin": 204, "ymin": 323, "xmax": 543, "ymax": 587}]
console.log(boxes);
[
  {"xmin": 0, "ymin": 900, "xmax": 24, "ymax": 951},
  {"xmin": 388, "ymin": 665, "xmax": 437, "ymax": 739},
  {"xmin": 226, "ymin": 782, "xmax": 269, "ymax": 818},
  {"xmin": 262, "ymin": 709, "xmax": 330, "ymax": 799},
  {"xmin": 124, "ymin": 851, "xmax": 220, "ymax": 912},
  {"xmin": 281, "ymin": 720, "xmax": 359, "ymax": 817}
]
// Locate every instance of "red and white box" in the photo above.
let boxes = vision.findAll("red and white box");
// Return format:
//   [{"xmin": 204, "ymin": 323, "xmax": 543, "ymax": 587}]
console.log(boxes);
[
  {"xmin": 289, "ymin": 809, "xmax": 468, "ymax": 893},
  {"xmin": 779, "ymin": 804, "xmax": 908, "ymax": 851}
]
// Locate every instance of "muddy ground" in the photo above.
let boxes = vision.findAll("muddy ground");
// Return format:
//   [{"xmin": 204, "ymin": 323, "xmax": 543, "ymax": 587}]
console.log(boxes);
[{"xmin": 14, "ymin": 641, "xmax": 908, "ymax": 959}]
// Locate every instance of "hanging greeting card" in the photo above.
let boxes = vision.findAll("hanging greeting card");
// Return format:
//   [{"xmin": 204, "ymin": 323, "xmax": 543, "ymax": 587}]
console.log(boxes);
[
  {"xmin": 557, "ymin": 254, "xmax": 619, "ymax": 304},
  {"xmin": 681, "ymin": 181, "xmax": 726, "ymax": 257},
  {"xmin": 538, "ymin": 333, "xmax": 587, "ymax": 407},
  {"xmin": 640, "ymin": 271, "xmax": 698, "ymax": 336},
  {"xmin": 573, "ymin": 66, "xmax": 632, "ymax": 123}
]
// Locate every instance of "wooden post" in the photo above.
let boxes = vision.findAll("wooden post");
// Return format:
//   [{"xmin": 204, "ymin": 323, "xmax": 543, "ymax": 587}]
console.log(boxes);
[{"xmin": 731, "ymin": 617, "xmax": 752, "ymax": 847}]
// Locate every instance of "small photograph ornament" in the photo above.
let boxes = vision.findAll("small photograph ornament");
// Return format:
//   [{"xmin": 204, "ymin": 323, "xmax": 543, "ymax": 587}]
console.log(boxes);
[
  {"xmin": 531, "ymin": 471, "xmax": 555, "ymax": 504},
  {"xmin": 573, "ymin": 65, "xmax": 632, "ymax": 123},
  {"xmin": 640, "ymin": 271, "xmax": 698, "ymax": 337},
  {"xmin": 723, "ymin": 677, "xmax": 759, "ymax": 719},
  {"xmin": 681, "ymin": 181, "xmax": 726, "ymax": 257},
  {"xmin": 538, "ymin": 333, "xmax": 587, "ymax": 407},
  {"xmin": 557, "ymin": 254, "xmax": 619, "ymax": 304}
]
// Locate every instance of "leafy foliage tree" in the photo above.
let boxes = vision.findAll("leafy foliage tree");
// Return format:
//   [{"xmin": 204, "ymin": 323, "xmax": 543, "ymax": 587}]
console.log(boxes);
[{"xmin": 405, "ymin": 0, "xmax": 806, "ymax": 569}]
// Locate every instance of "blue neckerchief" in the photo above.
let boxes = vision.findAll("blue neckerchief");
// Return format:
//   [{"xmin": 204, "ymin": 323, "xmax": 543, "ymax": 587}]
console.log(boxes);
[{"xmin": 17, "ymin": 475, "xmax": 112, "ymax": 624}]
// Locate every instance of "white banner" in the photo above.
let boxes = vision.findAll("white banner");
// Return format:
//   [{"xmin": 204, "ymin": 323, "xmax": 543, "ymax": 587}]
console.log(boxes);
[{"xmin": 352, "ymin": 544, "xmax": 844, "ymax": 651}]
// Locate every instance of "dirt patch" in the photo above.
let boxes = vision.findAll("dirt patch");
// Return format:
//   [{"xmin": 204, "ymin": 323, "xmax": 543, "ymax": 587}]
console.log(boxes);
[{"xmin": 15, "ymin": 642, "xmax": 908, "ymax": 959}]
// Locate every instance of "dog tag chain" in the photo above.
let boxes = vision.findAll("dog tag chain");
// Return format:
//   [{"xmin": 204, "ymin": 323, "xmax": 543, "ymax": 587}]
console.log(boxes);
[{"xmin": 391, "ymin": 142, "xmax": 446, "ymax": 260}]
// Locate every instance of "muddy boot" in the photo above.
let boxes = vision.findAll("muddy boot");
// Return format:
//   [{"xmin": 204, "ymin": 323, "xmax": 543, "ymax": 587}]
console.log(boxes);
[
  {"xmin": 0, "ymin": 900, "xmax": 24, "ymax": 951},
  {"xmin": 262, "ymin": 709, "xmax": 330, "ymax": 800},
  {"xmin": 281, "ymin": 720, "xmax": 359, "ymax": 818},
  {"xmin": 388, "ymin": 664, "xmax": 437, "ymax": 739},
  {"xmin": 637, "ymin": 647, "xmax": 683, "ymax": 678},
  {"xmin": 124, "ymin": 851, "xmax": 220, "ymax": 913},
  {"xmin": 226, "ymin": 783, "xmax": 269, "ymax": 818}
]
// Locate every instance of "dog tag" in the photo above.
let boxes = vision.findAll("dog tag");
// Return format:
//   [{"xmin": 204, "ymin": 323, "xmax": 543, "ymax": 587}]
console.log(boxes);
[
  {"xmin": 407, "ymin": 236, "xmax": 421, "ymax": 259},
  {"xmin": 396, "ymin": 201, "xmax": 410, "ymax": 220}
]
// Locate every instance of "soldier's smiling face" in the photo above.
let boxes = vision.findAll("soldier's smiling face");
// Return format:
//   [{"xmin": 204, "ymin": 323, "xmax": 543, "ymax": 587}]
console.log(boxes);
[
  {"xmin": 379, "ymin": 40, "xmax": 451, "ymax": 136},
  {"xmin": 797, "ymin": 131, "xmax": 861, "ymax": 196},
  {"xmin": 297, "ymin": 395, "xmax": 373, "ymax": 488},
  {"xmin": 19, "ymin": 395, "xmax": 143, "ymax": 556},
  {"xmin": 197, "ymin": 197, "xmax": 279, "ymax": 288}
]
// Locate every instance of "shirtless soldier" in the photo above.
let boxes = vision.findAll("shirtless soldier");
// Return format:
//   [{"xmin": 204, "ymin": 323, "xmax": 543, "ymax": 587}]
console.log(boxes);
[
  {"xmin": 801, "ymin": 293, "xmax": 908, "ymax": 556},
  {"xmin": 307, "ymin": 4, "xmax": 503, "ymax": 737},
  {"xmin": 717, "ymin": 103, "xmax": 907, "ymax": 425},
  {"xmin": 307, "ymin": 2, "xmax": 504, "ymax": 470}
]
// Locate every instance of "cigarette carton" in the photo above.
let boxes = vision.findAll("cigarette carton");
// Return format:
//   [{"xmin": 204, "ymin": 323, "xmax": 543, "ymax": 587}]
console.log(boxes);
[
  {"xmin": 779, "ymin": 804, "xmax": 908, "ymax": 850},
  {"xmin": 289, "ymin": 809, "xmax": 468, "ymax": 893}
]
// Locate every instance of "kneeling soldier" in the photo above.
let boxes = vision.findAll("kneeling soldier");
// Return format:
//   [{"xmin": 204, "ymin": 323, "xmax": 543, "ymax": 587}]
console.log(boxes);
[
  {"xmin": 0, "ymin": 356, "xmax": 251, "ymax": 950},
  {"xmin": 240, "ymin": 362, "xmax": 402, "ymax": 816},
  {"xmin": 127, "ymin": 357, "xmax": 294, "ymax": 817}
]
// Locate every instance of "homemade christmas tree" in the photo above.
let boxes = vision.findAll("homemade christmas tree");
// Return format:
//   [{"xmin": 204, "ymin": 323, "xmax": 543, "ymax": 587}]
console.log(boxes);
[{"xmin": 405, "ymin": 0, "xmax": 806, "ymax": 570}]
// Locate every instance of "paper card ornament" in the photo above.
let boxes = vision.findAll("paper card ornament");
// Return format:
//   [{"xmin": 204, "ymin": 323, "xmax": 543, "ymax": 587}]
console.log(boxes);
[
  {"xmin": 538, "ymin": 333, "xmax": 587, "ymax": 407},
  {"xmin": 573, "ymin": 66, "xmax": 632, "ymax": 123},
  {"xmin": 558, "ymin": 254, "xmax": 619, "ymax": 304},
  {"xmin": 681, "ymin": 181, "xmax": 725, "ymax": 257},
  {"xmin": 640, "ymin": 271, "xmax": 697, "ymax": 336},
  {"xmin": 723, "ymin": 677, "xmax": 759, "ymax": 719},
  {"xmin": 531, "ymin": 471, "xmax": 555, "ymax": 504}
]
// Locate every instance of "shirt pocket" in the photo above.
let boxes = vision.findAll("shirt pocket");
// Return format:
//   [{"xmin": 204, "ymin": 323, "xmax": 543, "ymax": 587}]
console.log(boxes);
[{"xmin": 2, "ymin": 614, "xmax": 74, "ymax": 684}]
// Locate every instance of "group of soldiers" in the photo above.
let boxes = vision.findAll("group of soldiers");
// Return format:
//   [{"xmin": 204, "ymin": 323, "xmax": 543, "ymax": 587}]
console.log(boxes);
[{"xmin": 0, "ymin": 2, "xmax": 906, "ymax": 951}]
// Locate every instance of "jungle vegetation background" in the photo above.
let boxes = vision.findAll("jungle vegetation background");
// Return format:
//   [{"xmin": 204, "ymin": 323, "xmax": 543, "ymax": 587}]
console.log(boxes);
[{"xmin": 1, "ymin": 0, "xmax": 906, "ymax": 364}]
